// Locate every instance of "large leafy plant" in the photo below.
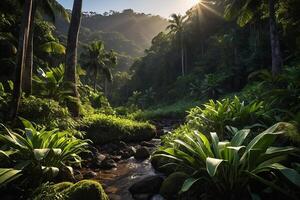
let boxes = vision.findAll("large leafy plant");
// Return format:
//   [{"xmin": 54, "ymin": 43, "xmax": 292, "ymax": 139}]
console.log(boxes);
[
  {"xmin": 0, "ymin": 119, "xmax": 90, "ymax": 184},
  {"xmin": 187, "ymin": 96, "xmax": 269, "ymax": 139},
  {"xmin": 0, "ymin": 168, "xmax": 21, "ymax": 187},
  {"xmin": 33, "ymin": 64, "xmax": 73, "ymax": 102},
  {"xmin": 155, "ymin": 123, "xmax": 300, "ymax": 199}
]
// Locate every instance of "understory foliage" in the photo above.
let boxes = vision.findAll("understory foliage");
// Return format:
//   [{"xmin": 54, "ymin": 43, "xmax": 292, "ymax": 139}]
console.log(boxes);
[
  {"xmin": 0, "ymin": 119, "xmax": 90, "ymax": 185},
  {"xmin": 155, "ymin": 123, "xmax": 300, "ymax": 199},
  {"xmin": 187, "ymin": 96, "xmax": 269, "ymax": 139}
]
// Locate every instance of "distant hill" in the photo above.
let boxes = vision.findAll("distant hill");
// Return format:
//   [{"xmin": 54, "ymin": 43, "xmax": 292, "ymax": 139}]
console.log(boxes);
[{"xmin": 55, "ymin": 9, "xmax": 169, "ymax": 58}]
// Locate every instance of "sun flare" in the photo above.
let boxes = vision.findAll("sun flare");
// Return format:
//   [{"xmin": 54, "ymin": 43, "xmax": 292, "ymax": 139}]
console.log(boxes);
[{"xmin": 190, "ymin": 0, "xmax": 201, "ymax": 6}]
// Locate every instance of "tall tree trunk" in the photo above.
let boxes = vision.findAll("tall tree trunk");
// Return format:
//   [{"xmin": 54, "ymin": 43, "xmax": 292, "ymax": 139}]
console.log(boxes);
[
  {"xmin": 23, "ymin": 0, "xmax": 36, "ymax": 95},
  {"xmin": 64, "ymin": 0, "xmax": 82, "ymax": 117},
  {"xmin": 10, "ymin": 0, "xmax": 33, "ymax": 120},
  {"xmin": 184, "ymin": 46, "xmax": 188, "ymax": 74},
  {"xmin": 180, "ymin": 34, "xmax": 185, "ymax": 76},
  {"xmin": 93, "ymin": 65, "xmax": 97, "ymax": 92},
  {"xmin": 269, "ymin": 0, "xmax": 282, "ymax": 76}
]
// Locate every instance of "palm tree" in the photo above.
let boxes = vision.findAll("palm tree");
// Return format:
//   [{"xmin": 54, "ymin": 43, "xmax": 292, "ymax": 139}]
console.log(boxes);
[
  {"xmin": 64, "ymin": 0, "xmax": 82, "ymax": 117},
  {"xmin": 224, "ymin": 0, "xmax": 283, "ymax": 76},
  {"xmin": 84, "ymin": 41, "xmax": 117, "ymax": 93},
  {"xmin": 22, "ymin": 0, "xmax": 68, "ymax": 95},
  {"xmin": 167, "ymin": 14, "xmax": 186, "ymax": 76},
  {"xmin": 10, "ymin": 0, "xmax": 33, "ymax": 120}
]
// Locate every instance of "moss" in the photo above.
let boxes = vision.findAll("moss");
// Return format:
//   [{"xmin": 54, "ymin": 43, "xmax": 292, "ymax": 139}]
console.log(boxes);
[
  {"xmin": 53, "ymin": 182, "xmax": 74, "ymax": 192},
  {"xmin": 33, "ymin": 180, "xmax": 108, "ymax": 200},
  {"xmin": 159, "ymin": 172, "xmax": 189, "ymax": 199},
  {"xmin": 82, "ymin": 114, "xmax": 156, "ymax": 144},
  {"xmin": 66, "ymin": 180, "xmax": 109, "ymax": 200}
]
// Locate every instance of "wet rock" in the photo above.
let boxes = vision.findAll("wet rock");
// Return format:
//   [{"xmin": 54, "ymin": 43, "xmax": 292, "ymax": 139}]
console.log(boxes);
[
  {"xmin": 129, "ymin": 175, "xmax": 164, "ymax": 196},
  {"xmin": 74, "ymin": 170, "xmax": 84, "ymax": 181},
  {"xmin": 110, "ymin": 155, "xmax": 122, "ymax": 162},
  {"xmin": 132, "ymin": 193, "xmax": 151, "ymax": 200},
  {"xmin": 122, "ymin": 146, "xmax": 136, "ymax": 159},
  {"xmin": 83, "ymin": 171, "xmax": 97, "ymax": 179},
  {"xmin": 159, "ymin": 172, "xmax": 189, "ymax": 199},
  {"xmin": 151, "ymin": 194, "xmax": 165, "ymax": 200},
  {"xmin": 134, "ymin": 147, "xmax": 150, "ymax": 160},
  {"xmin": 119, "ymin": 141, "xmax": 127, "ymax": 149},
  {"xmin": 97, "ymin": 153, "xmax": 106, "ymax": 162},
  {"xmin": 141, "ymin": 141, "xmax": 156, "ymax": 147},
  {"xmin": 101, "ymin": 158, "xmax": 117, "ymax": 169}
]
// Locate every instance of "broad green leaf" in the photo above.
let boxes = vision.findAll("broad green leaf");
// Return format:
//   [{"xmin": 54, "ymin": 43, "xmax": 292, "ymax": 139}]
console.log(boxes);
[
  {"xmin": 33, "ymin": 149, "xmax": 50, "ymax": 161},
  {"xmin": 0, "ymin": 168, "xmax": 21, "ymax": 186},
  {"xmin": 206, "ymin": 157, "xmax": 225, "ymax": 177},
  {"xmin": 271, "ymin": 163, "xmax": 300, "ymax": 187},
  {"xmin": 231, "ymin": 129, "xmax": 250, "ymax": 146},
  {"xmin": 180, "ymin": 178, "xmax": 200, "ymax": 193}
]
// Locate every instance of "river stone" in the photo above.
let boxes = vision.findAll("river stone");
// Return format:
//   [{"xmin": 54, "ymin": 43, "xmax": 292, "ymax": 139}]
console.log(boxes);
[
  {"xmin": 129, "ymin": 175, "xmax": 164, "ymax": 196},
  {"xmin": 134, "ymin": 147, "xmax": 150, "ymax": 160},
  {"xmin": 151, "ymin": 194, "xmax": 165, "ymax": 200},
  {"xmin": 101, "ymin": 158, "xmax": 117, "ymax": 169},
  {"xmin": 141, "ymin": 141, "xmax": 156, "ymax": 147},
  {"xmin": 122, "ymin": 146, "xmax": 136, "ymax": 159},
  {"xmin": 159, "ymin": 172, "xmax": 189, "ymax": 199},
  {"xmin": 83, "ymin": 171, "xmax": 98, "ymax": 179}
]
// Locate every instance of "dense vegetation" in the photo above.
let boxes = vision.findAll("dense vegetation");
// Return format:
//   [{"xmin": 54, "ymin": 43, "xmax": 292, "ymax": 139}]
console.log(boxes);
[{"xmin": 0, "ymin": 0, "xmax": 300, "ymax": 199}]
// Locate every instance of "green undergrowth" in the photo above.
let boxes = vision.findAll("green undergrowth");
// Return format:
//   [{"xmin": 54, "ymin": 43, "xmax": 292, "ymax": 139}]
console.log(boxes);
[
  {"xmin": 82, "ymin": 114, "xmax": 156, "ymax": 144},
  {"xmin": 133, "ymin": 99, "xmax": 201, "ymax": 120},
  {"xmin": 18, "ymin": 96, "xmax": 78, "ymax": 130}
]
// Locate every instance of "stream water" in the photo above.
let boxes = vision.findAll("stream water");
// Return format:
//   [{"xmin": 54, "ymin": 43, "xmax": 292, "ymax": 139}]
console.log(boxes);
[
  {"xmin": 84, "ymin": 120, "xmax": 182, "ymax": 200},
  {"xmin": 98, "ymin": 139, "xmax": 161, "ymax": 200}
]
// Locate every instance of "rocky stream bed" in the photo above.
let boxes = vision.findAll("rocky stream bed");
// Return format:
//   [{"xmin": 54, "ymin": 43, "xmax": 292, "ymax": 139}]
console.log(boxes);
[{"xmin": 77, "ymin": 119, "xmax": 182, "ymax": 200}]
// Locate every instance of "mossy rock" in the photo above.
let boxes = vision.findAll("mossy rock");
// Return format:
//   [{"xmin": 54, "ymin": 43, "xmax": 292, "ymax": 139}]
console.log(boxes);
[
  {"xmin": 33, "ymin": 180, "xmax": 108, "ymax": 200},
  {"xmin": 83, "ymin": 114, "xmax": 156, "ymax": 144},
  {"xmin": 53, "ymin": 182, "xmax": 74, "ymax": 192},
  {"xmin": 66, "ymin": 180, "xmax": 108, "ymax": 200},
  {"xmin": 159, "ymin": 172, "xmax": 189, "ymax": 199}
]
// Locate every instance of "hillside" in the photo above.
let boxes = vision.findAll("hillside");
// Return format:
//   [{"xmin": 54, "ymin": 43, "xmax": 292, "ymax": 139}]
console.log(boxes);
[{"xmin": 55, "ymin": 9, "xmax": 169, "ymax": 58}]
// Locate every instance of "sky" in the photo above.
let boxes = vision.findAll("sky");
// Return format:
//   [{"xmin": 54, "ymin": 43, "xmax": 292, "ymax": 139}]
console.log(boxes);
[{"xmin": 57, "ymin": 0, "xmax": 199, "ymax": 18}]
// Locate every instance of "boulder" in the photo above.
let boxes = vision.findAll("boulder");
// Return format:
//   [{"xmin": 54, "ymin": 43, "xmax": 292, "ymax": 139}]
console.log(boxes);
[
  {"xmin": 101, "ymin": 158, "xmax": 117, "ymax": 169},
  {"xmin": 129, "ymin": 175, "xmax": 163, "ymax": 196},
  {"xmin": 159, "ymin": 172, "xmax": 189, "ymax": 199},
  {"xmin": 134, "ymin": 147, "xmax": 150, "ymax": 160}
]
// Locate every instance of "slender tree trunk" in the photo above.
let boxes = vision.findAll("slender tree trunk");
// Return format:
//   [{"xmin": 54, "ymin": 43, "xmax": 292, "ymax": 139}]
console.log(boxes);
[
  {"xmin": 23, "ymin": 0, "xmax": 36, "ymax": 95},
  {"xmin": 180, "ymin": 34, "xmax": 185, "ymax": 76},
  {"xmin": 93, "ymin": 65, "xmax": 97, "ymax": 92},
  {"xmin": 104, "ymin": 79, "xmax": 108, "ymax": 96},
  {"xmin": 184, "ymin": 46, "xmax": 188, "ymax": 74},
  {"xmin": 10, "ymin": 0, "xmax": 33, "ymax": 120},
  {"xmin": 64, "ymin": 0, "xmax": 82, "ymax": 117},
  {"xmin": 269, "ymin": 0, "xmax": 282, "ymax": 76}
]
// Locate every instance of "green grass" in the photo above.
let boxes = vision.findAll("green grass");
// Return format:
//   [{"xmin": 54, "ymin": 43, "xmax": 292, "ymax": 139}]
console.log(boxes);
[
  {"xmin": 82, "ymin": 114, "xmax": 156, "ymax": 144},
  {"xmin": 133, "ymin": 99, "xmax": 201, "ymax": 120}
]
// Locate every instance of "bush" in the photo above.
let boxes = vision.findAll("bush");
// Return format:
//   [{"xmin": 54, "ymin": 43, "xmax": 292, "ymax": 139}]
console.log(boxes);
[
  {"xmin": 155, "ymin": 123, "xmax": 300, "ymax": 199},
  {"xmin": 19, "ymin": 96, "xmax": 77, "ymax": 130},
  {"xmin": 187, "ymin": 96, "xmax": 269, "ymax": 139},
  {"xmin": 82, "ymin": 114, "xmax": 156, "ymax": 144},
  {"xmin": 33, "ymin": 180, "xmax": 108, "ymax": 200},
  {"xmin": 0, "ymin": 119, "xmax": 90, "ymax": 185}
]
